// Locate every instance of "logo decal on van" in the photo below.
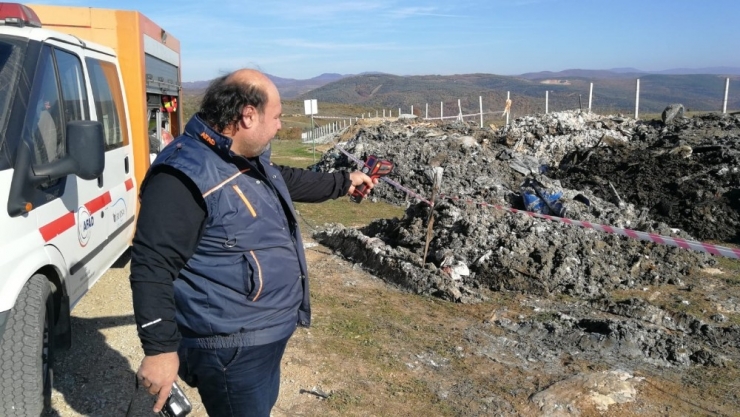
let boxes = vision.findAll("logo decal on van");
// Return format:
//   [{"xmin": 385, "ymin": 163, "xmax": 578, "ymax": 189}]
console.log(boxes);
[
  {"xmin": 77, "ymin": 206, "xmax": 94, "ymax": 247},
  {"xmin": 111, "ymin": 198, "xmax": 127, "ymax": 228}
]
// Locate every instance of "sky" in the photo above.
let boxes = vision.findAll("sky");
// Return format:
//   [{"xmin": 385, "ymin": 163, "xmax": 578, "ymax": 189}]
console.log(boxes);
[{"xmin": 31, "ymin": 0, "xmax": 740, "ymax": 82}]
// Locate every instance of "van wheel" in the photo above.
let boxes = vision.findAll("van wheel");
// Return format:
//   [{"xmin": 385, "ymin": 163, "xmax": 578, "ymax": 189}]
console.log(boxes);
[{"xmin": 0, "ymin": 274, "xmax": 55, "ymax": 415}]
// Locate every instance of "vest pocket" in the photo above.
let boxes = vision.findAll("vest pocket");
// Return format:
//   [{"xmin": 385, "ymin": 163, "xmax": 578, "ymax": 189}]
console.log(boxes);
[
  {"xmin": 244, "ymin": 251, "xmax": 264, "ymax": 302},
  {"xmin": 231, "ymin": 185, "xmax": 257, "ymax": 218}
]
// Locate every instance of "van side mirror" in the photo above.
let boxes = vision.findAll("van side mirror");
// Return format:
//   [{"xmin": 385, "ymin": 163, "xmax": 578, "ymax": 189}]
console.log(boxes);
[
  {"xmin": 31, "ymin": 120, "xmax": 105, "ymax": 181},
  {"xmin": 66, "ymin": 120, "xmax": 105, "ymax": 179},
  {"xmin": 7, "ymin": 120, "xmax": 106, "ymax": 217}
]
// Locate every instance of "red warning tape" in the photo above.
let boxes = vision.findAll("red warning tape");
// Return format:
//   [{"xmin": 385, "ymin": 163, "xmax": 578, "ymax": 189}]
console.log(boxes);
[
  {"xmin": 334, "ymin": 144, "xmax": 740, "ymax": 260},
  {"xmin": 438, "ymin": 195, "xmax": 740, "ymax": 260}
]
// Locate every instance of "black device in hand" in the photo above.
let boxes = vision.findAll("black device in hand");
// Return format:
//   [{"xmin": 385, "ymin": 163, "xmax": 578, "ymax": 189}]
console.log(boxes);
[
  {"xmin": 350, "ymin": 155, "xmax": 393, "ymax": 203},
  {"xmin": 159, "ymin": 381, "xmax": 192, "ymax": 417},
  {"xmin": 127, "ymin": 376, "xmax": 192, "ymax": 417}
]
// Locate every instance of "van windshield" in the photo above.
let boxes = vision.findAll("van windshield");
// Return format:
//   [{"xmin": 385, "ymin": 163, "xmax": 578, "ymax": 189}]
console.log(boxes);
[{"xmin": 0, "ymin": 36, "xmax": 26, "ymax": 169}]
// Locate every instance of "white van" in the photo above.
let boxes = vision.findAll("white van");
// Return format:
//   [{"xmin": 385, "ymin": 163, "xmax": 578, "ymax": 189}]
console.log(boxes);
[{"xmin": 0, "ymin": 3, "xmax": 136, "ymax": 414}]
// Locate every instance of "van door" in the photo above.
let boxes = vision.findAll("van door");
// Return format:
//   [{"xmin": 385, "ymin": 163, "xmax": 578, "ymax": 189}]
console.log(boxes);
[
  {"xmin": 84, "ymin": 54, "xmax": 136, "ymax": 287},
  {"xmin": 25, "ymin": 42, "xmax": 110, "ymax": 305}
]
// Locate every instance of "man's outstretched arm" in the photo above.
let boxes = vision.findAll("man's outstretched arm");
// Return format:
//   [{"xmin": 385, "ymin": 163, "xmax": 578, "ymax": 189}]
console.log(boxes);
[{"xmin": 278, "ymin": 166, "xmax": 375, "ymax": 202}]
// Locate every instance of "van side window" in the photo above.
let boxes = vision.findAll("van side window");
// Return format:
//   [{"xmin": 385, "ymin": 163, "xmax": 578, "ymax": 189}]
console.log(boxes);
[
  {"xmin": 55, "ymin": 49, "xmax": 89, "ymax": 124},
  {"xmin": 86, "ymin": 58, "xmax": 129, "ymax": 151},
  {"xmin": 0, "ymin": 38, "xmax": 24, "ymax": 171},
  {"xmin": 23, "ymin": 45, "xmax": 64, "ymax": 166}
]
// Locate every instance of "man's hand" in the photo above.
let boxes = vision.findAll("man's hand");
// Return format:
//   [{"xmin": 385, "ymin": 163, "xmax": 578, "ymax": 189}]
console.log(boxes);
[
  {"xmin": 137, "ymin": 351, "xmax": 179, "ymax": 413},
  {"xmin": 348, "ymin": 171, "xmax": 377, "ymax": 196}
]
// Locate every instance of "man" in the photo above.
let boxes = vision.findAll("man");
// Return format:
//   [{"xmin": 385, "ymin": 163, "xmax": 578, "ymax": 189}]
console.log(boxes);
[{"xmin": 130, "ymin": 69, "xmax": 375, "ymax": 416}]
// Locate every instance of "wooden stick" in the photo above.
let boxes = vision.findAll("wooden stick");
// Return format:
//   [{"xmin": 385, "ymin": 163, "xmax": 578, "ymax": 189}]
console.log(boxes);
[{"xmin": 422, "ymin": 168, "xmax": 444, "ymax": 266}]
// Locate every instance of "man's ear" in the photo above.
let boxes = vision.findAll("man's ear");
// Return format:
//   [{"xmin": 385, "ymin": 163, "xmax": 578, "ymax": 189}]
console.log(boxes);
[{"xmin": 241, "ymin": 105, "xmax": 257, "ymax": 128}]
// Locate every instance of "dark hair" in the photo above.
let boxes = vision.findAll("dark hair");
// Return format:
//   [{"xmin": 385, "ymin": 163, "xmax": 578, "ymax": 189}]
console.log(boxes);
[{"xmin": 197, "ymin": 74, "xmax": 268, "ymax": 133}]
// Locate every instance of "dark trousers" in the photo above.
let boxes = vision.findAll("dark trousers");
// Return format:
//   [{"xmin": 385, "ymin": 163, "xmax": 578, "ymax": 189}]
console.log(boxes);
[{"xmin": 178, "ymin": 335, "xmax": 291, "ymax": 417}]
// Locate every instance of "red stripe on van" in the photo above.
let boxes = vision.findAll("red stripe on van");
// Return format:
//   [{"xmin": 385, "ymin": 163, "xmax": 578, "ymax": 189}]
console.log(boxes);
[
  {"xmin": 39, "ymin": 189, "xmax": 115, "ymax": 242},
  {"xmin": 39, "ymin": 212, "xmax": 75, "ymax": 242},
  {"xmin": 85, "ymin": 192, "xmax": 111, "ymax": 214},
  {"xmin": 125, "ymin": 178, "xmax": 134, "ymax": 191}
]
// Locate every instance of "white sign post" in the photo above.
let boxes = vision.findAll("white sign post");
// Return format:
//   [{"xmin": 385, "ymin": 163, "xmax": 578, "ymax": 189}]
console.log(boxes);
[
  {"xmin": 303, "ymin": 99, "xmax": 317, "ymax": 116},
  {"xmin": 304, "ymin": 99, "xmax": 318, "ymax": 161}
]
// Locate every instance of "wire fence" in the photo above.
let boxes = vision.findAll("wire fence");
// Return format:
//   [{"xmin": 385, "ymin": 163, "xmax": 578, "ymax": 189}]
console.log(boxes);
[
  {"xmin": 301, "ymin": 119, "xmax": 352, "ymax": 144},
  {"xmin": 302, "ymin": 77, "xmax": 737, "ymax": 139}
]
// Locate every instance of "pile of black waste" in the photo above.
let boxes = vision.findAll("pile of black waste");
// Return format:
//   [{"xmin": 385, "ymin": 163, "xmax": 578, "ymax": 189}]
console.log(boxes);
[{"xmin": 308, "ymin": 109, "xmax": 740, "ymax": 368}]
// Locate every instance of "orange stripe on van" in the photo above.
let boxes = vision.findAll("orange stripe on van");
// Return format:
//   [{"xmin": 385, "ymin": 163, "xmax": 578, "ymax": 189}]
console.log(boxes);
[{"xmin": 39, "ymin": 212, "xmax": 76, "ymax": 242}]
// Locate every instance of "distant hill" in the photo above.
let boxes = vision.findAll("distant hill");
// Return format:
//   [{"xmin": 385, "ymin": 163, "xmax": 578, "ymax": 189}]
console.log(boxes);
[
  {"xmin": 296, "ymin": 72, "xmax": 740, "ymax": 115},
  {"xmin": 518, "ymin": 69, "xmax": 642, "ymax": 80},
  {"xmin": 519, "ymin": 67, "xmax": 740, "ymax": 80},
  {"xmin": 653, "ymin": 66, "xmax": 740, "ymax": 75},
  {"xmin": 295, "ymin": 73, "xmax": 546, "ymax": 116},
  {"xmin": 182, "ymin": 67, "xmax": 740, "ymax": 116},
  {"xmin": 268, "ymin": 73, "xmax": 348, "ymax": 98},
  {"xmin": 609, "ymin": 67, "xmax": 644, "ymax": 74},
  {"xmin": 182, "ymin": 73, "xmax": 349, "ymax": 99},
  {"xmin": 181, "ymin": 80, "xmax": 211, "ymax": 91}
]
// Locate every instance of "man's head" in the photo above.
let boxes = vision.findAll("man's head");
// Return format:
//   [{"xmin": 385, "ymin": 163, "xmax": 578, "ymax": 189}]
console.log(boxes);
[{"xmin": 198, "ymin": 69, "xmax": 282, "ymax": 157}]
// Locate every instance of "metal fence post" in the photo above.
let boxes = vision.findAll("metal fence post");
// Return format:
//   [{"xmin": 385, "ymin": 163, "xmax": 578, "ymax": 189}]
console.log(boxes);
[
  {"xmin": 506, "ymin": 91, "xmax": 510, "ymax": 126},
  {"xmin": 635, "ymin": 79, "xmax": 640, "ymax": 119},
  {"xmin": 588, "ymin": 82, "xmax": 593, "ymax": 113},
  {"xmin": 479, "ymin": 96, "xmax": 483, "ymax": 127}
]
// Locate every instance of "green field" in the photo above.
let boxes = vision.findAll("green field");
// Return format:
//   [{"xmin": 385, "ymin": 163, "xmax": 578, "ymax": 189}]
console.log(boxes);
[{"xmin": 270, "ymin": 139, "xmax": 406, "ymax": 227}]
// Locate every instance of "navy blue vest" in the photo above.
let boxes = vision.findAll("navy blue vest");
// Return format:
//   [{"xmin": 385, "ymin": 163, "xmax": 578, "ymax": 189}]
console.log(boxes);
[{"xmin": 151, "ymin": 115, "xmax": 310, "ymax": 348}]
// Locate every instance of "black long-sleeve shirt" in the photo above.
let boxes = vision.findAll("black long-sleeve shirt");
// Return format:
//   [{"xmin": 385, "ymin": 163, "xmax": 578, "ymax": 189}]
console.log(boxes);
[{"xmin": 130, "ymin": 164, "xmax": 350, "ymax": 355}]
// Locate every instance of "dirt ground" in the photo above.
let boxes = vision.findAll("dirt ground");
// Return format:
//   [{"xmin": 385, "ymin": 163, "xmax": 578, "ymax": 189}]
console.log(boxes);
[
  {"xmin": 46, "ymin": 113, "xmax": 740, "ymax": 417},
  {"xmin": 46, "ymin": 243, "xmax": 363, "ymax": 417},
  {"xmin": 47, "ymin": 240, "xmax": 740, "ymax": 417}
]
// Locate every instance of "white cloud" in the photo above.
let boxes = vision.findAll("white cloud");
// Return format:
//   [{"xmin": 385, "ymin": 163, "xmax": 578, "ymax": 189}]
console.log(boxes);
[
  {"xmin": 254, "ymin": 1, "xmax": 386, "ymax": 20},
  {"xmin": 387, "ymin": 7, "xmax": 464, "ymax": 19},
  {"xmin": 271, "ymin": 38, "xmax": 402, "ymax": 51}
]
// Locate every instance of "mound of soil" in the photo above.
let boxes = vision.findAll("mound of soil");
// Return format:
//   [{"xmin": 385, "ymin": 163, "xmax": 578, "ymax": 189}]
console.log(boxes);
[
  {"xmin": 309, "ymin": 111, "xmax": 740, "ymax": 370},
  {"xmin": 551, "ymin": 113, "xmax": 740, "ymax": 243}
]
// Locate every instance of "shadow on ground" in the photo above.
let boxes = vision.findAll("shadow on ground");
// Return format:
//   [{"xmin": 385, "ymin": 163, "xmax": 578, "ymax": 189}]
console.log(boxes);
[{"xmin": 45, "ymin": 315, "xmax": 154, "ymax": 416}]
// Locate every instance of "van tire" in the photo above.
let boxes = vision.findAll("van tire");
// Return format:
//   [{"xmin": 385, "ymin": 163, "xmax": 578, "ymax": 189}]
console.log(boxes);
[{"xmin": 0, "ymin": 274, "xmax": 55, "ymax": 415}]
